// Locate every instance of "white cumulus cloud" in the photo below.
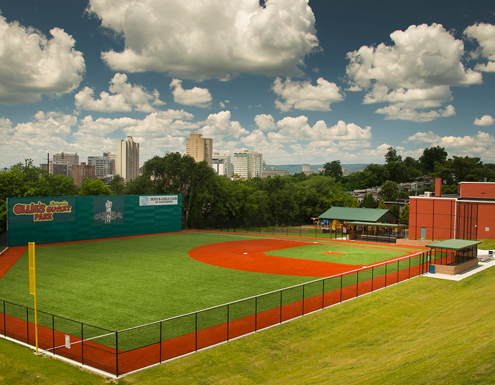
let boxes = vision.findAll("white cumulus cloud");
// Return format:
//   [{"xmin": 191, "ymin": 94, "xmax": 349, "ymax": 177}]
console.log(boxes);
[
  {"xmin": 346, "ymin": 23, "xmax": 482, "ymax": 121},
  {"xmin": 170, "ymin": 79, "xmax": 212, "ymax": 108},
  {"xmin": 75, "ymin": 73, "xmax": 165, "ymax": 113},
  {"xmin": 465, "ymin": 23, "xmax": 495, "ymax": 72},
  {"xmin": 272, "ymin": 77, "xmax": 344, "ymax": 112},
  {"xmin": 0, "ymin": 111, "xmax": 79, "ymax": 166},
  {"xmin": 474, "ymin": 115, "xmax": 495, "ymax": 126},
  {"xmin": 254, "ymin": 114, "xmax": 276, "ymax": 132},
  {"xmin": 0, "ymin": 16, "xmax": 85, "ymax": 104},
  {"xmin": 87, "ymin": 0, "xmax": 319, "ymax": 80},
  {"xmin": 199, "ymin": 111, "xmax": 249, "ymax": 138}
]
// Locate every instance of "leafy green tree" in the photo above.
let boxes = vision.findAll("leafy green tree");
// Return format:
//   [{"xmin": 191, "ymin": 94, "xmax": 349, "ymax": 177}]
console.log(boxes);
[
  {"xmin": 124, "ymin": 175, "xmax": 157, "ymax": 195},
  {"xmin": 379, "ymin": 181, "xmax": 399, "ymax": 201},
  {"xmin": 141, "ymin": 153, "xmax": 217, "ymax": 228},
  {"xmin": 385, "ymin": 147, "xmax": 402, "ymax": 164},
  {"xmin": 109, "ymin": 175, "xmax": 126, "ymax": 195},
  {"xmin": 390, "ymin": 202, "xmax": 399, "ymax": 216},
  {"xmin": 322, "ymin": 160, "xmax": 343, "ymax": 181},
  {"xmin": 0, "ymin": 160, "xmax": 76, "ymax": 232},
  {"xmin": 78, "ymin": 179, "xmax": 112, "ymax": 196},
  {"xmin": 419, "ymin": 146, "xmax": 448, "ymax": 174},
  {"xmin": 400, "ymin": 203, "xmax": 410, "ymax": 224},
  {"xmin": 362, "ymin": 193, "xmax": 376, "ymax": 208},
  {"xmin": 350, "ymin": 197, "xmax": 360, "ymax": 208},
  {"xmin": 378, "ymin": 198, "xmax": 387, "ymax": 209}
]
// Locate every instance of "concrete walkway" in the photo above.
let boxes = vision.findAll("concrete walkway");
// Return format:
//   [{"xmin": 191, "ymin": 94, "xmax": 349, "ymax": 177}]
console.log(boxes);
[{"xmin": 423, "ymin": 250, "xmax": 495, "ymax": 281}]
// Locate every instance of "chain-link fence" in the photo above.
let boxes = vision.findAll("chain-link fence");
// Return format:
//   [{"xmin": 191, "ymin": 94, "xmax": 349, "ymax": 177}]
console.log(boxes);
[{"xmin": 1, "ymin": 250, "xmax": 430, "ymax": 377}]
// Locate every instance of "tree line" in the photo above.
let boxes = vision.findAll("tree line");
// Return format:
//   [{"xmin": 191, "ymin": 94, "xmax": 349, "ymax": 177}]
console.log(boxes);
[{"xmin": 1, "ymin": 146, "xmax": 494, "ymax": 233}]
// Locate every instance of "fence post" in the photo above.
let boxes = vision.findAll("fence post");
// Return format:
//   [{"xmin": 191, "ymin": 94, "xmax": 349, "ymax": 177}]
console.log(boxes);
[
  {"xmin": 227, "ymin": 304, "xmax": 230, "ymax": 341},
  {"xmin": 3, "ymin": 301, "xmax": 5, "ymax": 336},
  {"xmin": 385, "ymin": 263, "xmax": 388, "ymax": 287},
  {"xmin": 356, "ymin": 271, "xmax": 359, "ymax": 298},
  {"xmin": 159, "ymin": 321, "xmax": 162, "ymax": 363},
  {"xmin": 52, "ymin": 315, "xmax": 55, "ymax": 355},
  {"xmin": 322, "ymin": 279, "xmax": 325, "ymax": 309},
  {"xmin": 279, "ymin": 291, "xmax": 282, "ymax": 323},
  {"xmin": 340, "ymin": 275, "xmax": 343, "ymax": 302},
  {"xmin": 115, "ymin": 331, "xmax": 119, "ymax": 377},
  {"xmin": 26, "ymin": 307, "xmax": 29, "ymax": 346},
  {"xmin": 371, "ymin": 266, "xmax": 374, "ymax": 292},
  {"xmin": 302, "ymin": 285, "xmax": 305, "ymax": 315},
  {"xmin": 81, "ymin": 323, "xmax": 84, "ymax": 366},
  {"xmin": 255, "ymin": 297, "xmax": 258, "ymax": 331},
  {"xmin": 408, "ymin": 256, "xmax": 411, "ymax": 279},
  {"xmin": 397, "ymin": 260, "xmax": 399, "ymax": 283},
  {"xmin": 195, "ymin": 313, "xmax": 198, "ymax": 351}
]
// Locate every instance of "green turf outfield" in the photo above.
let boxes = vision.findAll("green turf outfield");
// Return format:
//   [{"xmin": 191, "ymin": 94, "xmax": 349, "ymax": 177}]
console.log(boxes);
[{"xmin": 0, "ymin": 232, "xmax": 422, "ymax": 334}]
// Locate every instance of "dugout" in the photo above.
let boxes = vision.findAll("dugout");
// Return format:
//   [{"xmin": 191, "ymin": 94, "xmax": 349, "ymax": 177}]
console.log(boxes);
[
  {"xmin": 346, "ymin": 222, "xmax": 407, "ymax": 243},
  {"xmin": 317, "ymin": 207, "xmax": 400, "ymax": 243},
  {"xmin": 7, "ymin": 194, "xmax": 182, "ymax": 246},
  {"xmin": 426, "ymin": 239, "xmax": 481, "ymax": 275}
]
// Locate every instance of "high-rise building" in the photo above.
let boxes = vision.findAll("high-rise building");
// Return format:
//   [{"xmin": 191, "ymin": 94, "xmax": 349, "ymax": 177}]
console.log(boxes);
[
  {"xmin": 88, "ymin": 152, "xmax": 116, "ymax": 177},
  {"xmin": 116, "ymin": 136, "xmax": 139, "ymax": 183},
  {"xmin": 39, "ymin": 162, "xmax": 72, "ymax": 178},
  {"xmin": 104, "ymin": 152, "xmax": 116, "ymax": 175},
  {"xmin": 186, "ymin": 132, "xmax": 213, "ymax": 165},
  {"xmin": 211, "ymin": 152, "xmax": 233, "ymax": 178},
  {"xmin": 53, "ymin": 152, "xmax": 79, "ymax": 166},
  {"xmin": 302, "ymin": 164, "xmax": 310, "ymax": 172},
  {"xmin": 233, "ymin": 150, "xmax": 263, "ymax": 179}
]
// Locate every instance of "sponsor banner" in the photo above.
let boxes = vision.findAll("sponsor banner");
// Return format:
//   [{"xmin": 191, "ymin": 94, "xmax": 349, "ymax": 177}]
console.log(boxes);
[
  {"xmin": 93, "ymin": 197, "xmax": 124, "ymax": 226},
  {"xmin": 10, "ymin": 198, "xmax": 75, "ymax": 225},
  {"xmin": 139, "ymin": 195, "xmax": 178, "ymax": 206}
]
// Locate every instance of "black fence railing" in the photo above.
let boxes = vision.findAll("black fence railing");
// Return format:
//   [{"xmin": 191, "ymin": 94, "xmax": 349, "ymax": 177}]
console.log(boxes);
[
  {"xmin": 0, "ymin": 250, "xmax": 430, "ymax": 377},
  {"xmin": 199, "ymin": 224, "xmax": 406, "ymax": 244}
]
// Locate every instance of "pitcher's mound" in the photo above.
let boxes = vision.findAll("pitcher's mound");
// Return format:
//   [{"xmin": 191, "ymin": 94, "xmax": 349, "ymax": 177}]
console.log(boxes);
[{"xmin": 322, "ymin": 251, "xmax": 345, "ymax": 255}]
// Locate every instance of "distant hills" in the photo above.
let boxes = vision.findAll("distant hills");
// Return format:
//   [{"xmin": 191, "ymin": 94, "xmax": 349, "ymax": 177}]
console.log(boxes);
[{"xmin": 265, "ymin": 164, "xmax": 369, "ymax": 175}]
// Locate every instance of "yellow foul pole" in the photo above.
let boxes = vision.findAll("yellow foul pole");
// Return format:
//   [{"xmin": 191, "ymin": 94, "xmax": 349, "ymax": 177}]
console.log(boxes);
[{"xmin": 28, "ymin": 242, "xmax": 39, "ymax": 353}]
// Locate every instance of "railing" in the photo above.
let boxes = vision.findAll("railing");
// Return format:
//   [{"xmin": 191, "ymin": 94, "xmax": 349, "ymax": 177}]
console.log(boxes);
[
  {"xmin": 1, "ymin": 250, "xmax": 430, "ymax": 377},
  {"xmin": 203, "ymin": 225, "xmax": 405, "ymax": 244}
]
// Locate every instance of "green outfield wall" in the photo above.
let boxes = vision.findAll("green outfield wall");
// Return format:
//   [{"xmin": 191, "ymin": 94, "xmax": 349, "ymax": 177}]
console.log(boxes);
[{"xmin": 7, "ymin": 194, "xmax": 182, "ymax": 246}]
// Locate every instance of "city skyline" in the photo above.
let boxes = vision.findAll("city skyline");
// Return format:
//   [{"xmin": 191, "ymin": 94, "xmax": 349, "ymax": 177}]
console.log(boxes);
[{"xmin": 0, "ymin": 0, "xmax": 494, "ymax": 168}]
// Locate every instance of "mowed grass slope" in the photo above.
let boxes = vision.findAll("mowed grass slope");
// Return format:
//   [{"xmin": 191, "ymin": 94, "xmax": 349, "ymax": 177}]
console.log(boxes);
[{"xmin": 1, "ymin": 265, "xmax": 494, "ymax": 384}]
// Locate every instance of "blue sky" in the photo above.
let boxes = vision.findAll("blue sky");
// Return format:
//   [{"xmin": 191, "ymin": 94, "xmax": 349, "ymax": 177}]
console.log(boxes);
[{"xmin": 0, "ymin": 0, "xmax": 495, "ymax": 168}]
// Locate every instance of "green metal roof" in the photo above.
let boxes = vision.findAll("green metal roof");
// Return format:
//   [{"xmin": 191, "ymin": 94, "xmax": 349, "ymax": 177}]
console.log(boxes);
[
  {"xmin": 318, "ymin": 207, "xmax": 399, "ymax": 223},
  {"xmin": 426, "ymin": 239, "xmax": 482, "ymax": 250},
  {"xmin": 346, "ymin": 221, "xmax": 406, "ymax": 227}
]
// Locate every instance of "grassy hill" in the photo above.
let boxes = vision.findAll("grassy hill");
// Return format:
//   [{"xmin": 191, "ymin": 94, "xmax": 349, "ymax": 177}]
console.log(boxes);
[{"xmin": 1, "ymin": 266, "xmax": 494, "ymax": 384}]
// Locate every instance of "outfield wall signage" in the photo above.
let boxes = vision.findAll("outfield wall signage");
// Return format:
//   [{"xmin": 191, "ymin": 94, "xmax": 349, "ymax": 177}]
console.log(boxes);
[
  {"xmin": 93, "ymin": 197, "xmax": 124, "ymax": 225},
  {"xmin": 10, "ymin": 198, "xmax": 75, "ymax": 224},
  {"xmin": 139, "ymin": 195, "xmax": 178, "ymax": 206},
  {"xmin": 7, "ymin": 194, "xmax": 182, "ymax": 246}
]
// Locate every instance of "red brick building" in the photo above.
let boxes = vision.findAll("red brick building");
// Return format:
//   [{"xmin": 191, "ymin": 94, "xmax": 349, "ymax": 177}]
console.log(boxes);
[
  {"xmin": 72, "ymin": 162, "xmax": 96, "ymax": 188},
  {"xmin": 409, "ymin": 179, "xmax": 495, "ymax": 240}
]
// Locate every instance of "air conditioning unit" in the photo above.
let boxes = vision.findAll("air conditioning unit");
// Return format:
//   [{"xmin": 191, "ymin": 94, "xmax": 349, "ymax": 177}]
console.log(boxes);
[{"xmin": 424, "ymin": 191, "xmax": 433, "ymax": 197}]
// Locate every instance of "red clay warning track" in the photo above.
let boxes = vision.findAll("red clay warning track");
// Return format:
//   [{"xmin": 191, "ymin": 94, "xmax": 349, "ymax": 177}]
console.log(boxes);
[{"xmin": 189, "ymin": 238, "xmax": 366, "ymax": 277}]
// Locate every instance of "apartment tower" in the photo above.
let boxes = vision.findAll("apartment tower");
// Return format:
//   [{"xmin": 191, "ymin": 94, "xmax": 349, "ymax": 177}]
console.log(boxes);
[
  {"xmin": 116, "ymin": 136, "xmax": 139, "ymax": 183},
  {"xmin": 186, "ymin": 132, "xmax": 213, "ymax": 165}
]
